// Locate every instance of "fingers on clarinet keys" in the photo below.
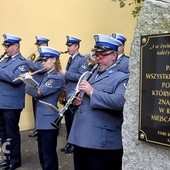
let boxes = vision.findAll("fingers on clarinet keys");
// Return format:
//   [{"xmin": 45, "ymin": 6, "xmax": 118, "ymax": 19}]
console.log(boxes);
[{"xmin": 60, "ymin": 143, "xmax": 74, "ymax": 154}]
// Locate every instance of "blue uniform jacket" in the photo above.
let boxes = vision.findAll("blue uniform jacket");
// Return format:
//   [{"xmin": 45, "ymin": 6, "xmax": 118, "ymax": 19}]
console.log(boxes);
[
  {"xmin": 27, "ymin": 60, "xmax": 43, "ymax": 71},
  {"xmin": 65, "ymin": 53, "xmax": 88, "ymax": 99},
  {"xmin": 116, "ymin": 54, "xmax": 129, "ymax": 73},
  {"xmin": 68, "ymin": 66, "xmax": 129, "ymax": 150},
  {"xmin": 25, "ymin": 70, "xmax": 65, "ymax": 129},
  {"xmin": 0, "ymin": 53, "xmax": 29, "ymax": 109}
]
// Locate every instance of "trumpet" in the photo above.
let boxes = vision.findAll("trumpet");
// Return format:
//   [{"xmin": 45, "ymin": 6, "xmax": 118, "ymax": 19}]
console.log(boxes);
[
  {"xmin": 13, "ymin": 67, "xmax": 47, "ymax": 82},
  {"xmin": 0, "ymin": 52, "xmax": 7, "ymax": 60},
  {"xmin": 27, "ymin": 50, "xmax": 38, "ymax": 61},
  {"xmin": 60, "ymin": 51, "xmax": 69, "ymax": 54},
  {"xmin": 51, "ymin": 63, "xmax": 98, "ymax": 129}
]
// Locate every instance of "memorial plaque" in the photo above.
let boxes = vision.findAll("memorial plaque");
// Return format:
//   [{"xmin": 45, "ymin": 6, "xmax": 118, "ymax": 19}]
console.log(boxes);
[{"xmin": 139, "ymin": 33, "xmax": 170, "ymax": 146}]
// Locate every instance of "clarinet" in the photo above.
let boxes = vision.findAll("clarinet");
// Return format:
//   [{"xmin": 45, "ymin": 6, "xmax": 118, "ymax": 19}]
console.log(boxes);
[
  {"xmin": 0, "ymin": 52, "xmax": 7, "ymax": 60},
  {"xmin": 51, "ymin": 64, "xmax": 98, "ymax": 129}
]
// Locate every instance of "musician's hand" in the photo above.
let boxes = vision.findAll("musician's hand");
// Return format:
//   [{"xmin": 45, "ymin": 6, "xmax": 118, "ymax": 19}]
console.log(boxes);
[
  {"xmin": 79, "ymin": 80, "xmax": 94, "ymax": 97},
  {"xmin": 60, "ymin": 69, "xmax": 66, "ymax": 76},
  {"xmin": 24, "ymin": 72, "xmax": 32, "ymax": 79},
  {"xmin": 73, "ymin": 96, "xmax": 82, "ymax": 106}
]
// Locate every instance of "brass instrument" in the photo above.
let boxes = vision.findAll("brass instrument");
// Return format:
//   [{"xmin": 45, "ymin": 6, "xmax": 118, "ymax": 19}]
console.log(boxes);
[
  {"xmin": 13, "ymin": 67, "xmax": 47, "ymax": 82},
  {"xmin": 27, "ymin": 50, "xmax": 68, "ymax": 62},
  {"xmin": 0, "ymin": 52, "xmax": 7, "ymax": 60},
  {"xmin": 27, "ymin": 50, "xmax": 38, "ymax": 61},
  {"xmin": 51, "ymin": 64, "xmax": 98, "ymax": 129},
  {"xmin": 60, "ymin": 51, "xmax": 68, "ymax": 54},
  {"xmin": 55, "ymin": 57, "xmax": 66, "ymax": 106},
  {"xmin": 84, "ymin": 53, "xmax": 96, "ymax": 70}
]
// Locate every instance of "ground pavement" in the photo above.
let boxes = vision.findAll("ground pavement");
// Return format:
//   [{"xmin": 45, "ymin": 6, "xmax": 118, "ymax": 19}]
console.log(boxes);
[{"xmin": 0, "ymin": 124, "xmax": 74, "ymax": 170}]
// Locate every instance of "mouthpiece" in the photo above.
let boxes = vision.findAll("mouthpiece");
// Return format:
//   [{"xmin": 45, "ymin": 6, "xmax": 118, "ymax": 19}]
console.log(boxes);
[{"xmin": 60, "ymin": 51, "xmax": 69, "ymax": 54}]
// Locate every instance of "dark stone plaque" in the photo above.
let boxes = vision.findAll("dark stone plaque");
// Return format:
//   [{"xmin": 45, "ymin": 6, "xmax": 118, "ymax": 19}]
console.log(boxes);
[{"xmin": 139, "ymin": 33, "xmax": 170, "ymax": 146}]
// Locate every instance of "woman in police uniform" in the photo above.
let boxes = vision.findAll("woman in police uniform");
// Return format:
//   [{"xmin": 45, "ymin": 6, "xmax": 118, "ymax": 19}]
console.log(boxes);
[{"xmin": 25, "ymin": 46, "xmax": 65, "ymax": 170}]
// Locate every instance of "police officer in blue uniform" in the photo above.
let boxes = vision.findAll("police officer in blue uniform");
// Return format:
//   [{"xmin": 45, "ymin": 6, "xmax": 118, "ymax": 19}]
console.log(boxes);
[
  {"xmin": 25, "ymin": 46, "xmax": 65, "ymax": 170},
  {"xmin": 27, "ymin": 35, "xmax": 49, "ymax": 71},
  {"xmin": 68, "ymin": 34, "xmax": 129, "ymax": 170},
  {"xmin": 0, "ymin": 34, "xmax": 29, "ymax": 170},
  {"xmin": 27, "ymin": 36, "xmax": 50, "ymax": 138},
  {"xmin": 60, "ymin": 36, "xmax": 88, "ymax": 154},
  {"xmin": 109, "ymin": 33, "xmax": 129, "ymax": 73}
]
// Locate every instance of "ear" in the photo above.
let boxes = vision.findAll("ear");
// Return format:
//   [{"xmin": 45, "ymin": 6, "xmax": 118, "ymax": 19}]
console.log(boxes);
[
  {"xmin": 111, "ymin": 52, "xmax": 117, "ymax": 61},
  {"xmin": 14, "ymin": 43, "xmax": 19, "ymax": 48},
  {"xmin": 52, "ymin": 58, "xmax": 57, "ymax": 63}
]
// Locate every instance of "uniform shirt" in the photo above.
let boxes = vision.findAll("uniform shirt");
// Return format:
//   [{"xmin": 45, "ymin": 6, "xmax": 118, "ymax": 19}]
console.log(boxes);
[
  {"xmin": 27, "ymin": 60, "xmax": 43, "ymax": 71},
  {"xmin": 0, "ymin": 53, "xmax": 29, "ymax": 109},
  {"xmin": 25, "ymin": 70, "xmax": 65, "ymax": 129},
  {"xmin": 116, "ymin": 53, "xmax": 129, "ymax": 73},
  {"xmin": 65, "ymin": 53, "xmax": 88, "ymax": 100}
]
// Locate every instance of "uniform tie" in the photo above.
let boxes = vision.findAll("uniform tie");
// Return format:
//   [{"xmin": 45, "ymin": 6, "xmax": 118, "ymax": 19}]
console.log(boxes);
[
  {"xmin": 5, "ymin": 56, "xmax": 12, "ymax": 63},
  {"xmin": 95, "ymin": 71, "xmax": 104, "ymax": 79},
  {"xmin": 66, "ymin": 57, "xmax": 72, "ymax": 70}
]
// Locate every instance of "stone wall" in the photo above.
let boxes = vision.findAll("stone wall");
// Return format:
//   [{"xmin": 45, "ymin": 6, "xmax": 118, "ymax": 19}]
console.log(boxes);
[{"xmin": 122, "ymin": 0, "xmax": 170, "ymax": 169}]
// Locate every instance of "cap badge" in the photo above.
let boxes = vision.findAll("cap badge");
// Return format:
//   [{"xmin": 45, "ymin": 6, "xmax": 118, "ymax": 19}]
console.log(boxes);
[
  {"xmin": 94, "ymin": 35, "xmax": 99, "ymax": 42},
  {"xmin": 111, "ymin": 33, "xmax": 116, "ymax": 38}
]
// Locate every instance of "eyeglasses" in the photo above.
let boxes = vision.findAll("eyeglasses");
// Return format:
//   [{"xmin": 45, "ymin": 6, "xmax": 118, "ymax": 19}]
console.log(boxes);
[{"xmin": 95, "ymin": 51, "xmax": 115, "ymax": 60}]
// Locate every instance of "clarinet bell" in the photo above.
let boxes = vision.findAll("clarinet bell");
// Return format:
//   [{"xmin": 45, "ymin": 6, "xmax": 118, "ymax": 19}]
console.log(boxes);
[{"xmin": 51, "ymin": 115, "xmax": 63, "ymax": 129}]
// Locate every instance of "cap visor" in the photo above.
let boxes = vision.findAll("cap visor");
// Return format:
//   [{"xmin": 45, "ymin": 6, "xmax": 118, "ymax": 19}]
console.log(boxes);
[{"xmin": 91, "ymin": 45, "xmax": 111, "ymax": 52}]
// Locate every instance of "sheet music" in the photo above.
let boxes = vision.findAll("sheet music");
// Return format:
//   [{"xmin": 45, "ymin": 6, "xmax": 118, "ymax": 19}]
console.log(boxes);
[
  {"xmin": 38, "ymin": 100, "xmax": 60, "ymax": 113},
  {"xmin": 23, "ymin": 77, "xmax": 39, "ymax": 88}
]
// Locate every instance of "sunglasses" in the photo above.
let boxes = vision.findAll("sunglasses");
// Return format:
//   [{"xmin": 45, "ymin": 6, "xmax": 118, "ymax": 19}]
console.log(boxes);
[{"xmin": 3, "ymin": 43, "xmax": 15, "ymax": 48}]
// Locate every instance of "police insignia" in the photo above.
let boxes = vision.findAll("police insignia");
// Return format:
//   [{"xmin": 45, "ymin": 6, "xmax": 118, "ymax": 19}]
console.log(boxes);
[
  {"xmin": 81, "ymin": 62, "xmax": 87, "ymax": 69},
  {"xmin": 45, "ymin": 79, "xmax": 53, "ymax": 87},
  {"xmin": 110, "ymin": 33, "xmax": 116, "ymax": 38},
  {"xmin": 3, "ymin": 34, "xmax": 7, "ymax": 39},
  {"xmin": 94, "ymin": 35, "xmax": 99, "ymax": 42},
  {"xmin": 19, "ymin": 65, "xmax": 26, "ymax": 71}
]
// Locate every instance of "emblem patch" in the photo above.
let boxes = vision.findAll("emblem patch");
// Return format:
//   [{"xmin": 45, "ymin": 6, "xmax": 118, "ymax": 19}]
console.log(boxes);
[
  {"xmin": 81, "ymin": 62, "xmax": 88, "ymax": 69},
  {"xmin": 18, "ymin": 65, "xmax": 26, "ymax": 72},
  {"xmin": 45, "ymin": 79, "xmax": 54, "ymax": 87}
]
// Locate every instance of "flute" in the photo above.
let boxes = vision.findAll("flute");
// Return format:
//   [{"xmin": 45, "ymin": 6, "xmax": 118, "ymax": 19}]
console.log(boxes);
[{"xmin": 13, "ymin": 67, "xmax": 47, "ymax": 82}]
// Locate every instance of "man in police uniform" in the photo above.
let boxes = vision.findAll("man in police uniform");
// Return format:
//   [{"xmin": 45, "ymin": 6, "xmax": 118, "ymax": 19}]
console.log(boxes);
[
  {"xmin": 27, "ymin": 36, "xmax": 50, "ymax": 138},
  {"xmin": 0, "ymin": 34, "xmax": 29, "ymax": 170},
  {"xmin": 27, "ymin": 35, "xmax": 49, "ymax": 71},
  {"xmin": 68, "ymin": 34, "xmax": 129, "ymax": 170},
  {"xmin": 60, "ymin": 36, "xmax": 88, "ymax": 154},
  {"xmin": 109, "ymin": 33, "xmax": 129, "ymax": 73},
  {"xmin": 25, "ymin": 46, "xmax": 65, "ymax": 170}
]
